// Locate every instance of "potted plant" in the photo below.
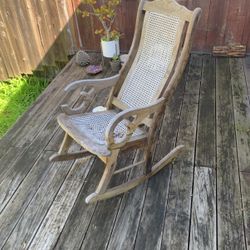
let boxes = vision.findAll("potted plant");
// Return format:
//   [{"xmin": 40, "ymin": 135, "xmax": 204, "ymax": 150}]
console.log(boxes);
[
  {"xmin": 110, "ymin": 54, "xmax": 121, "ymax": 73},
  {"xmin": 80, "ymin": 0, "xmax": 121, "ymax": 58}
]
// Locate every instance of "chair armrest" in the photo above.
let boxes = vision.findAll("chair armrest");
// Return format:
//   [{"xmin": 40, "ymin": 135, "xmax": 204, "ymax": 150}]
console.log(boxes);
[
  {"xmin": 64, "ymin": 74, "xmax": 120, "ymax": 92},
  {"xmin": 105, "ymin": 98, "xmax": 165, "ymax": 149},
  {"xmin": 61, "ymin": 74, "xmax": 120, "ymax": 115}
]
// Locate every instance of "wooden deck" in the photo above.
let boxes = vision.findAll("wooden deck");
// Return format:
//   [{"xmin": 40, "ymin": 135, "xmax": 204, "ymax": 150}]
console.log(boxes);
[{"xmin": 0, "ymin": 54, "xmax": 249, "ymax": 250}]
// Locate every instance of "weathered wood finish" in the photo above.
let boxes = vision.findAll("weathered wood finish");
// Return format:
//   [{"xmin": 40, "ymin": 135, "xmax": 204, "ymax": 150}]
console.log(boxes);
[
  {"xmin": 0, "ymin": 54, "xmax": 249, "ymax": 249},
  {"xmin": 216, "ymin": 58, "xmax": 246, "ymax": 249},
  {"xmin": 230, "ymin": 58, "xmax": 250, "ymax": 248},
  {"xmin": 74, "ymin": 0, "xmax": 250, "ymax": 53},
  {"xmin": 190, "ymin": 55, "xmax": 216, "ymax": 250},
  {"xmin": 0, "ymin": 0, "xmax": 78, "ymax": 80},
  {"xmin": 161, "ymin": 54, "xmax": 202, "ymax": 250}
]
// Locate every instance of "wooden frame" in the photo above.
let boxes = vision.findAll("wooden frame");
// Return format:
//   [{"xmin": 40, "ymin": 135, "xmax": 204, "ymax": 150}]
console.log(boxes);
[{"xmin": 51, "ymin": 0, "xmax": 202, "ymax": 204}]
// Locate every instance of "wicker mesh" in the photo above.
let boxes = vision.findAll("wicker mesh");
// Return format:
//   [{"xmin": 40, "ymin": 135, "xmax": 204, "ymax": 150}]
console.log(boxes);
[
  {"xmin": 119, "ymin": 12, "xmax": 180, "ymax": 108},
  {"xmin": 66, "ymin": 111, "xmax": 145, "ymax": 145}
]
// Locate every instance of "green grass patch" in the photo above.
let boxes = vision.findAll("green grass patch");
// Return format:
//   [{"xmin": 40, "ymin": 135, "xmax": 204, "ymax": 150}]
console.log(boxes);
[{"xmin": 0, "ymin": 76, "xmax": 49, "ymax": 138}]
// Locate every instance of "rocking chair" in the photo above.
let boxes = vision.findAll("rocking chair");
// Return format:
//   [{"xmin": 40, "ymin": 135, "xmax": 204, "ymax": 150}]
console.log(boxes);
[{"xmin": 50, "ymin": 0, "xmax": 201, "ymax": 204}]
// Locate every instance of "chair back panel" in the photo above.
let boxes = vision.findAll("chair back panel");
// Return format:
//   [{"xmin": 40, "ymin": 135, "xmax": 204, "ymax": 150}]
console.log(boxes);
[{"xmin": 117, "ymin": 11, "xmax": 184, "ymax": 108}]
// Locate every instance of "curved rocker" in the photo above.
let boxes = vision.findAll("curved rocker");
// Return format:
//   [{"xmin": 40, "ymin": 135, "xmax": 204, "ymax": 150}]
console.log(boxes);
[
  {"xmin": 51, "ymin": 0, "xmax": 201, "ymax": 204},
  {"xmin": 85, "ymin": 145, "xmax": 184, "ymax": 203}
]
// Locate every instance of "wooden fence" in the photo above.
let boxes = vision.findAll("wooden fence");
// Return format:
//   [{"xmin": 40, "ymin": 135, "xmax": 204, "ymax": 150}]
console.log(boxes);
[
  {"xmin": 0, "ymin": 0, "xmax": 250, "ymax": 80},
  {"xmin": 0, "ymin": 0, "xmax": 79, "ymax": 80},
  {"xmin": 74, "ymin": 0, "xmax": 250, "ymax": 52}
]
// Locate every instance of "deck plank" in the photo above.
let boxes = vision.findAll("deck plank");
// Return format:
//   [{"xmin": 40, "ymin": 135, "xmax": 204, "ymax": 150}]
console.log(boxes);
[
  {"xmin": 216, "ymin": 58, "xmax": 246, "ymax": 249},
  {"xmin": 190, "ymin": 55, "xmax": 217, "ymax": 250},
  {"xmin": 195, "ymin": 55, "xmax": 216, "ymax": 168},
  {"xmin": 230, "ymin": 58, "xmax": 250, "ymax": 173},
  {"xmin": 243, "ymin": 56, "xmax": 250, "ymax": 99},
  {"xmin": 190, "ymin": 167, "xmax": 216, "ymax": 250},
  {"xmin": 230, "ymin": 58, "xmax": 250, "ymax": 247},
  {"xmin": 240, "ymin": 172, "xmax": 250, "ymax": 248},
  {"xmin": 160, "ymin": 54, "xmax": 202, "ymax": 250}
]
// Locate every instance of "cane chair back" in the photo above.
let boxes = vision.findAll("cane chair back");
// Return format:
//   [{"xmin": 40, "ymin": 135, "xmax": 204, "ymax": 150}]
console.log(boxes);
[{"xmin": 113, "ymin": 1, "xmax": 193, "ymax": 110}]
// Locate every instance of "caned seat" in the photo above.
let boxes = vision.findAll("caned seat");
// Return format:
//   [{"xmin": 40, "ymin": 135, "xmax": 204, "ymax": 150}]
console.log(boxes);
[
  {"xmin": 50, "ymin": 0, "xmax": 201, "ymax": 204},
  {"xmin": 57, "ymin": 111, "xmax": 146, "ymax": 157}
]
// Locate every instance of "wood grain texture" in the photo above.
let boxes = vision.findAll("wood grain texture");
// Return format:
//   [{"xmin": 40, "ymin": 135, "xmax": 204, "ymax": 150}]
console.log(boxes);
[
  {"xmin": 230, "ymin": 58, "xmax": 250, "ymax": 248},
  {"xmin": 195, "ymin": 55, "xmax": 216, "ymax": 167},
  {"xmin": 230, "ymin": 58, "xmax": 250, "ymax": 173},
  {"xmin": 190, "ymin": 167, "xmax": 216, "ymax": 250},
  {"xmin": 0, "ymin": 151, "xmax": 52, "ymax": 247},
  {"xmin": 28, "ymin": 158, "xmax": 92, "ymax": 249},
  {"xmin": 52, "ymin": 158, "xmax": 102, "ymax": 249},
  {"xmin": 216, "ymin": 57, "xmax": 246, "ymax": 249},
  {"xmin": 0, "ymin": 0, "xmax": 76, "ymax": 80},
  {"xmin": 161, "ymin": 54, "xmax": 202, "ymax": 250},
  {"xmin": 73, "ymin": 0, "xmax": 250, "ymax": 53},
  {"xmin": 190, "ymin": 54, "xmax": 216, "ymax": 250},
  {"xmin": 1, "ymin": 157, "xmax": 76, "ymax": 249}
]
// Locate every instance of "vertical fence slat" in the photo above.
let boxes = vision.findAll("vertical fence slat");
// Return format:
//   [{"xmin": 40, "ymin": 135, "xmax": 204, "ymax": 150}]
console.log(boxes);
[
  {"xmin": 0, "ymin": 7, "xmax": 21, "ymax": 77},
  {"xmin": 3, "ymin": 0, "xmax": 33, "ymax": 74}
]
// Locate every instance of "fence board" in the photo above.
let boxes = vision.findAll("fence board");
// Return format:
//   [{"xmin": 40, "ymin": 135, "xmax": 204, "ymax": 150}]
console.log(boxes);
[
  {"xmin": 2, "ymin": 0, "xmax": 32, "ymax": 73},
  {"xmin": 0, "ymin": 5, "xmax": 21, "ymax": 77}
]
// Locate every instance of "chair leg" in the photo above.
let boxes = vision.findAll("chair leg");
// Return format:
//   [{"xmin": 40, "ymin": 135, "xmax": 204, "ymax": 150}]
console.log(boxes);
[
  {"xmin": 58, "ymin": 133, "xmax": 73, "ymax": 154},
  {"xmin": 50, "ymin": 133, "xmax": 93, "ymax": 162},
  {"xmin": 85, "ymin": 150, "xmax": 119, "ymax": 203},
  {"xmin": 143, "ymin": 141, "xmax": 156, "ymax": 175}
]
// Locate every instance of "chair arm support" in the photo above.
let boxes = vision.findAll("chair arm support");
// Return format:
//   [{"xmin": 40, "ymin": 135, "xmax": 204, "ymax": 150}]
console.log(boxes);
[
  {"xmin": 64, "ymin": 74, "xmax": 120, "ymax": 92},
  {"xmin": 105, "ymin": 98, "xmax": 165, "ymax": 149}
]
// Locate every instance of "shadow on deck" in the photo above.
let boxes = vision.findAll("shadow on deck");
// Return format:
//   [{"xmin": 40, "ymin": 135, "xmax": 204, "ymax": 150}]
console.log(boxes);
[{"xmin": 0, "ymin": 54, "xmax": 249, "ymax": 249}]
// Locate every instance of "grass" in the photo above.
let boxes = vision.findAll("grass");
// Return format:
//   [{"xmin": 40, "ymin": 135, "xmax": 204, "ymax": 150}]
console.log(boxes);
[{"xmin": 0, "ymin": 75, "xmax": 49, "ymax": 138}]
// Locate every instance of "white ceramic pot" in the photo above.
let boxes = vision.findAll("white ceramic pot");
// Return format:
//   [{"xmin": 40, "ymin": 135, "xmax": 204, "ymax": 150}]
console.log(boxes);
[{"xmin": 101, "ymin": 39, "xmax": 120, "ymax": 58}]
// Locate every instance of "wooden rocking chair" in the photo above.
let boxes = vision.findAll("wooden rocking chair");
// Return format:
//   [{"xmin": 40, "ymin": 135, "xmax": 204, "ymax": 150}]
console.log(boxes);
[{"xmin": 50, "ymin": 0, "xmax": 201, "ymax": 204}]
